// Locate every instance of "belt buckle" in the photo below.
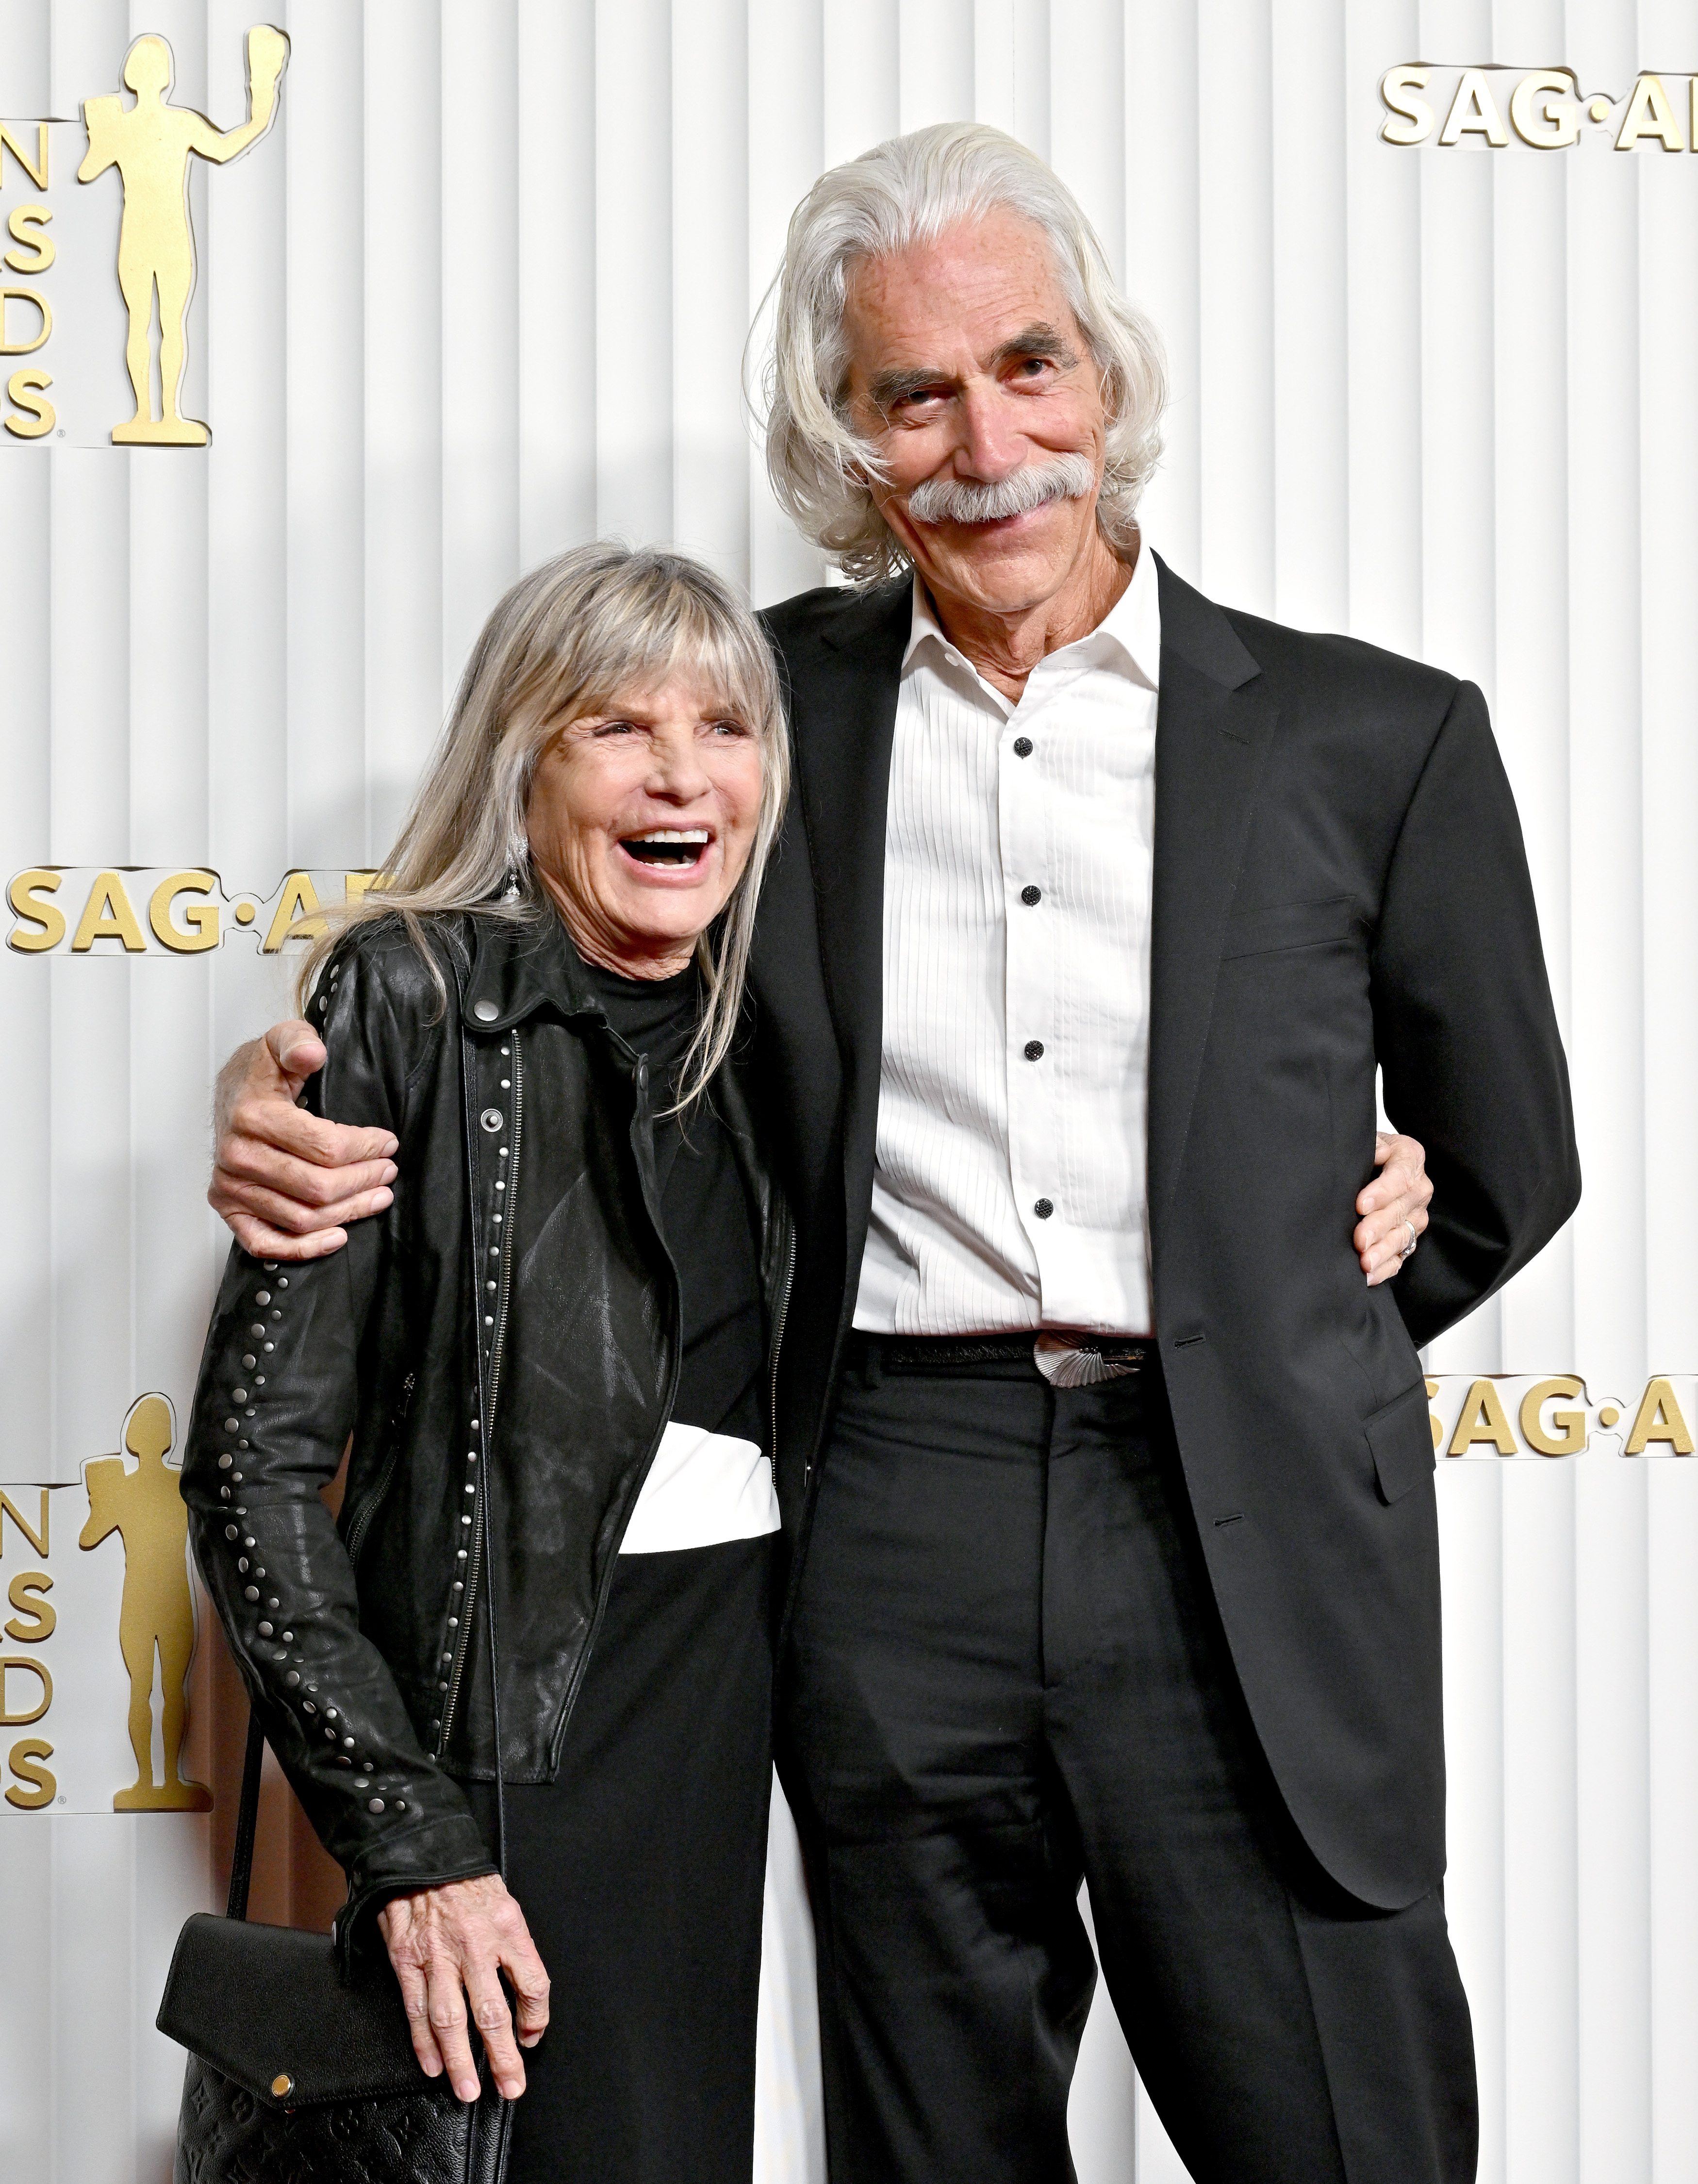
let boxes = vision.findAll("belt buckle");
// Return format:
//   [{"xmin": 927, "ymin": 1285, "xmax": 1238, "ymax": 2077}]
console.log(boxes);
[{"xmin": 1033, "ymin": 1333, "xmax": 1142, "ymax": 1388}]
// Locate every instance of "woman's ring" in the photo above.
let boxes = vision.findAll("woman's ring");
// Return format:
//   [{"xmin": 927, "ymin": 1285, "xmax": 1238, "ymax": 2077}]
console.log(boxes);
[{"xmin": 1400, "ymin": 1220, "xmax": 1418, "ymax": 1260}]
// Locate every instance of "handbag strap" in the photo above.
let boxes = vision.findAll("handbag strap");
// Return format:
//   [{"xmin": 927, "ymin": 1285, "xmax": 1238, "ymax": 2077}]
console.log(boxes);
[
  {"xmin": 226, "ymin": 1445, "xmax": 508, "ymax": 1919},
  {"xmin": 225, "ymin": 1710, "xmax": 266, "ymax": 1919}
]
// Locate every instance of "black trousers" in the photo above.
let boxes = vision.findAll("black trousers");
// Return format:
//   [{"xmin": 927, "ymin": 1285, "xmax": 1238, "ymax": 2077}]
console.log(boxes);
[
  {"xmin": 466, "ymin": 1535, "xmax": 774, "ymax": 2184},
  {"xmin": 779, "ymin": 1342, "xmax": 1477, "ymax": 2184}
]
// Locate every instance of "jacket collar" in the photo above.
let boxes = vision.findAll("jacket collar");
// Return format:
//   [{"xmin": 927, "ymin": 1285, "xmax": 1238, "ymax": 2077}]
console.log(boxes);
[
  {"xmin": 1154, "ymin": 551, "xmax": 1261, "ymax": 690},
  {"xmin": 785, "ymin": 552, "xmax": 1269, "ymax": 1078},
  {"xmin": 902, "ymin": 534, "xmax": 1162, "ymax": 695},
  {"xmin": 460, "ymin": 906, "xmax": 609, "ymax": 1033}
]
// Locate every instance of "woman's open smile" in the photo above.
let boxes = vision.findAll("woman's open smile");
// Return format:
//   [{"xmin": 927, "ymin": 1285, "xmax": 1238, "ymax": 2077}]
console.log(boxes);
[
  {"xmin": 619, "ymin": 825, "xmax": 714, "ymax": 873},
  {"xmin": 526, "ymin": 668, "xmax": 764, "ymax": 978}
]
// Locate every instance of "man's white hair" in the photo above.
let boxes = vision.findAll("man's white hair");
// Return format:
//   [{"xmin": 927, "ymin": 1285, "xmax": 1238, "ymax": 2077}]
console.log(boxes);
[{"xmin": 760, "ymin": 123, "xmax": 1167, "ymax": 584}]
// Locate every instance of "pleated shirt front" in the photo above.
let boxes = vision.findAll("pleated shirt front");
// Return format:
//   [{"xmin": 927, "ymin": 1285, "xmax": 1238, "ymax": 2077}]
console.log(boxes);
[{"xmin": 853, "ymin": 542, "xmax": 1161, "ymax": 1338}]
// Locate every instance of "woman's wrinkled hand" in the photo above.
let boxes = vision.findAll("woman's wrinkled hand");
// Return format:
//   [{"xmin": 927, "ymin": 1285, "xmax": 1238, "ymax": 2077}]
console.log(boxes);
[
  {"xmin": 1354, "ymin": 1130, "xmax": 1432, "ymax": 1286},
  {"xmin": 378, "ymin": 1873, "xmax": 550, "ymax": 2101}
]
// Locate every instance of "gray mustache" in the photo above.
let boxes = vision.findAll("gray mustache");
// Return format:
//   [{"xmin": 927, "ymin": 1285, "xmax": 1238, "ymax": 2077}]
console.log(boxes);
[{"xmin": 906, "ymin": 454, "xmax": 1097, "ymax": 527}]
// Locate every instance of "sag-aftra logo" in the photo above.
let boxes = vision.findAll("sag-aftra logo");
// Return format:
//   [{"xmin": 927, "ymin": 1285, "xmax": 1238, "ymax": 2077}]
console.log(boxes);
[{"xmin": 1382, "ymin": 65, "xmax": 1698, "ymax": 150}]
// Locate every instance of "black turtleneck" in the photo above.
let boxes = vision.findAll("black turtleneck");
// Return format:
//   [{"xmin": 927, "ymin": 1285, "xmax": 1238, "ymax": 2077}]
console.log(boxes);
[{"xmin": 577, "ymin": 952, "xmax": 766, "ymax": 1451}]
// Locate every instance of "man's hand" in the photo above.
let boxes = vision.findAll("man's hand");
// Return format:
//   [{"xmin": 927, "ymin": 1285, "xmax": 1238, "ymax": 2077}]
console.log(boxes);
[
  {"xmin": 379, "ymin": 1874, "xmax": 550, "ymax": 2101},
  {"xmin": 1355, "ymin": 1131, "xmax": 1432, "ymax": 1286},
  {"xmin": 208, "ymin": 1021, "xmax": 398, "ymax": 1259}
]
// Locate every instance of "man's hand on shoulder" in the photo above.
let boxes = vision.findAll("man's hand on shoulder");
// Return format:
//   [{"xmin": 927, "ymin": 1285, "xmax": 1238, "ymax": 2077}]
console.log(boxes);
[
  {"xmin": 208, "ymin": 1021, "xmax": 398, "ymax": 1260},
  {"xmin": 1355, "ymin": 1132, "xmax": 1431, "ymax": 1287}
]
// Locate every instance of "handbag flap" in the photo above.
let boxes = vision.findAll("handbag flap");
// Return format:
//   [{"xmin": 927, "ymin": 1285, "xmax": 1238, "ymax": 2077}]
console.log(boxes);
[{"xmin": 158, "ymin": 1912, "xmax": 431, "ymax": 2106}]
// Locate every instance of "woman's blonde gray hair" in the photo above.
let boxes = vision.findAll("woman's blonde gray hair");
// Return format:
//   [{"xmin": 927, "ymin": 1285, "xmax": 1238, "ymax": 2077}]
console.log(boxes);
[
  {"xmin": 296, "ymin": 542, "xmax": 790, "ymax": 1110},
  {"xmin": 758, "ymin": 122, "xmax": 1168, "ymax": 583}
]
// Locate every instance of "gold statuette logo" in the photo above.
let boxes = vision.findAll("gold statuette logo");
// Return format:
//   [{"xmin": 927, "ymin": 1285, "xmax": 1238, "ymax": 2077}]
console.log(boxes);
[
  {"xmin": 3, "ymin": 1392, "xmax": 212, "ymax": 1815},
  {"xmin": 79, "ymin": 1396, "xmax": 211, "ymax": 1811},
  {"xmin": 0, "ymin": 24, "xmax": 288, "ymax": 449},
  {"xmin": 79, "ymin": 27, "xmax": 288, "ymax": 445}
]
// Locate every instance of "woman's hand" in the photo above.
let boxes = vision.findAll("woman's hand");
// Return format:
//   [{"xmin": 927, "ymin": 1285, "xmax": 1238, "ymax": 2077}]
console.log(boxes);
[
  {"xmin": 1354, "ymin": 1131, "xmax": 1432, "ymax": 1285},
  {"xmin": 378, "ymin": 1873, "xmax": 550, "ymax": 2101}
]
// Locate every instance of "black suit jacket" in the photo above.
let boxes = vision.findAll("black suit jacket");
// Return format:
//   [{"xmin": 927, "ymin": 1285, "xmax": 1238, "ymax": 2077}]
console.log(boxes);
[{"xmin": 749, "ymin": 556, "xmax": 1579, "ymax": 1909}]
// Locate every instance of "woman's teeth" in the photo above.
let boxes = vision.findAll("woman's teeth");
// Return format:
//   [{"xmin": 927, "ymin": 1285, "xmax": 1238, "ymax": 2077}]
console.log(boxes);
[{"xmin": 622, "ymin": 829, "xmax": 710, "ymax": 866}]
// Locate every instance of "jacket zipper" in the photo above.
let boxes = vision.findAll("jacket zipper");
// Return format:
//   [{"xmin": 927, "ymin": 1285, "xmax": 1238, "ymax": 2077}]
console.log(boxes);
[
  {"xmin": 344, "ymin": 1371, "xmax": 416, "ymax": 1569},
  {"xmin": 439, "ymin": 1030, "xmax": 523, "ymax": 1754}
]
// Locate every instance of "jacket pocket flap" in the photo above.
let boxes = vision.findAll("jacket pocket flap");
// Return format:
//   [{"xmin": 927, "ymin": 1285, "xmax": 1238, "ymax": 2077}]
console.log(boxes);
[
  {"xmin": 1363, "ymin": 1381, "xmax": 1436, "ymax": 1506},
  {"xmin": 1222, "ymin": 894, "xmax": 1354, "ymax": 959},
  {"xmin": 158, "ymin": 1913, "xmax": 427, "ymax": 2106}
]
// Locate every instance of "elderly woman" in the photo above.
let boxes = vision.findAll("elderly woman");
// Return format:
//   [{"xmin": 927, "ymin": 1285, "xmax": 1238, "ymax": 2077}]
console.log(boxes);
[{"xmin": 183, "ymin": 543, "xmax": 802, "ymax": 2184}]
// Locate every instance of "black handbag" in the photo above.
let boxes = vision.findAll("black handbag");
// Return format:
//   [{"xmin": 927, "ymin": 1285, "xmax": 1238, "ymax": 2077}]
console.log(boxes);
[{"xmin": 157, "ymin": 1469, "xmax": 513, "ymax": 2183}]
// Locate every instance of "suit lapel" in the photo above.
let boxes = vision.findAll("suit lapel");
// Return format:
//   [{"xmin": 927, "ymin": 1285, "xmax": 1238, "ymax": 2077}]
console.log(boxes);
[
  {"xmin": 784, "ymin": 578, "xmax": 910, "ymax": 1267},
  {"xmin": 786, "ymin": 577, "xmax": 907, "ymax": 1127},
  {"xmin": 1147, "ymin": 557, "xmax": 1279, "ymax": 1263}
]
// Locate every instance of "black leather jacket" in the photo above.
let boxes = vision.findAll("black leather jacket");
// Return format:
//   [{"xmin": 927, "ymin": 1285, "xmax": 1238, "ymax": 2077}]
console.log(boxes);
[{"xmin": 183, "ymin": 910, "xmax": 793, "ymax": 1965}]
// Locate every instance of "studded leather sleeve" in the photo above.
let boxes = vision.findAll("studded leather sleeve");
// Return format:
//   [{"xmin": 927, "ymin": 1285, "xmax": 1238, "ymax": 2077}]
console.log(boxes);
[{"xmin": 182, "ymin": 935, "xmax": 495, "ymax": 1956}]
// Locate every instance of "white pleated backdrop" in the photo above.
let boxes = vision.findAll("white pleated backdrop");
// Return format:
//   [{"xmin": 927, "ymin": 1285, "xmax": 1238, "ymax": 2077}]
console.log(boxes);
[{"xmin": 0, "ymin": 4, "xmax": 1694, "ymax": 2180}]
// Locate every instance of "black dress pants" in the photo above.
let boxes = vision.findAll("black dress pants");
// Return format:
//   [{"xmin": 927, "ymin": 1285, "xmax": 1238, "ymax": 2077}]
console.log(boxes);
[{"xmin": 780, "ymin": 1342, "xmax": 1476, "ymax": 2184}]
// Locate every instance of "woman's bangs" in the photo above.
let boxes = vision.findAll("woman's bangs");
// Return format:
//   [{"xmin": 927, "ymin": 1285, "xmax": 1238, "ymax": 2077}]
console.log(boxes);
[{"xmin": 567, "ymin": 588, "xmax": 771, "ymax": 737}]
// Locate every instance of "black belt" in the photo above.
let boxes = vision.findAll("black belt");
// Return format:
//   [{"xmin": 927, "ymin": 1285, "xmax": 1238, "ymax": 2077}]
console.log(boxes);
[{"xmin": 849, "ymin": 1331, "xmax": 1154, "ymax": 1372}]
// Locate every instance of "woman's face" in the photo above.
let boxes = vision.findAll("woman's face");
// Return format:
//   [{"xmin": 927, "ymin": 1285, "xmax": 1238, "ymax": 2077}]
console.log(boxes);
[{"xmin": 525, "ymin": 666, "xmax": 765, "ymax": 979}]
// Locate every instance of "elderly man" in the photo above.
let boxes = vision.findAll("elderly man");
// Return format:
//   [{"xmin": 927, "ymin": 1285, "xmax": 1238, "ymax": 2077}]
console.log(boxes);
[{"xmin": 210, "ymin": 127, "xmax": 1575, "ymax": 2184}]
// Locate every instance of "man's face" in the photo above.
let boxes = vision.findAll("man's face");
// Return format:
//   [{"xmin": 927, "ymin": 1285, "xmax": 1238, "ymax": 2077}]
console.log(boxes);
[{"xmin": 841, "ymin": 207, "xmax": 1110, "ymax": 618}]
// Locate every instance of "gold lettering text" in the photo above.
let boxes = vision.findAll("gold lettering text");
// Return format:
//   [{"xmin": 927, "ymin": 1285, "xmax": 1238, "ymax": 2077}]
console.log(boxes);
[
  {"xmin": 0, "ymin": 1489, "xmax": 48, "ymax": 1556},
  {"xmin": 1448, "ymin": 1379, "xmax": 1519, "ymax": 1456},
  {"xmin": 1381, "ymin": 67, "xmax": 1434, "ymax": 146},
  {"xmin": 5, "ymin": 1737, "xmax": 55, "ymax": 1808},
  {"xmin": 4, "ymin": 1572, "xmax": 54, "ymax": 1644},
  {"xmin": 1624, "ymin": 1378, "xmax": 1695, "ymax": 1455},
  {"xmin": 71, "ymin": 872, "xmax": 148, "ymax": 953},
  {"xmin": 7, "ymin": 870, "xmax": 65, "ymax": 952},
  {"xmin": 3, "ymin": 203, "xmax": 52, "ymax": 273},
  {"xmin": 1616, "ymin": 74, "xmax": 1683, "ymax": 152},
  {"xmin": 0, "ymin": 125, "xmax": 49, "ymax": 191},
  {"xmin": 1510, "ymin": 71, "xmax": 1580, "ymax": 149},
  {"xmin": 0, "ymin": 1656, "xmax": 51, "ymax": 1725},
  {"xmin": 148, "ymin": 870, "xmax": 221, "ymax": 953},
  {"xmin": 5, "ymin": 367, "xmax": 53, "ymax": 437},
  {"xmin": 0, "ymin": 286, "xmax": 50, "ymax": 354},
  {"xmin": 1441, "ymin": 70, "xmax": 1509, "ymax": 147},
  {"xmin": 263, "ymin": 871, "xmax": 325, "ymax": 952},
  {"xmin": 1519, "ymin": 1376, "xmax": 1587, "ymax": 1456}
]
